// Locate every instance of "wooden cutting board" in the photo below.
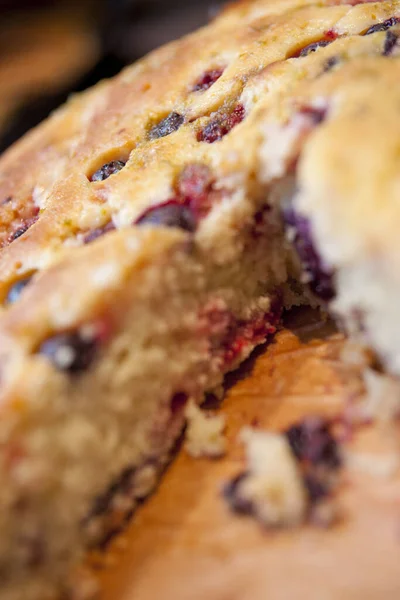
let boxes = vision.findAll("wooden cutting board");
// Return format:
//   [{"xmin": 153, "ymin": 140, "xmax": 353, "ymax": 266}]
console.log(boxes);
[{"xmin": 95, "ymin": 309, "xmax": 400, "ymax": 600}]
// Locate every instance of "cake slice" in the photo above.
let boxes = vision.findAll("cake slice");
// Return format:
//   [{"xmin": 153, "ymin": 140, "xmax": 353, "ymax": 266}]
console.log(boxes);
[{"xmin": 1, "ymin": 0, "xmax": 400, "ymax": 598}]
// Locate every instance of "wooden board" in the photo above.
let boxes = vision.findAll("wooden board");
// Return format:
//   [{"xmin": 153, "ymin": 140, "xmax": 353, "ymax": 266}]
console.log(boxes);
[{"xmin": 95, "ymin": 309, "xmax": 400, "ymax": 600}]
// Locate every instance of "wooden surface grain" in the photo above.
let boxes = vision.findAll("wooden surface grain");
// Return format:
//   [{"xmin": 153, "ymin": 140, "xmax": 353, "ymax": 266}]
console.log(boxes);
[{"xmin": 95, "ymin": 309, "xmax": 400, "ymax": 600}]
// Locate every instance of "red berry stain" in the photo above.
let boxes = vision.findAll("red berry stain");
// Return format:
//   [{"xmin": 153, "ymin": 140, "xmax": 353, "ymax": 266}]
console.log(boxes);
[
  {"xmin": 176, "ymin": 163, "xmax": 215, "ymax": 219},
  {"xmin": 298, "ymin": 105, "xmax": 328, "ymax": 124},
  {"xmin": 149, "ymin": 112, "xmax": 184, "ymax": 140},
  {"xmin": 135, "ymin": 163, "xmax": 217, "ymax": 230},
  {"xmin": 192, "ymin": 68, "xmax": 224, "ymax": 92},
  {"xmin": 200, "ymin": 294, "xmax": 283, "ymax": 369},
  {"xmin": 197, "ymin": 104, "xmax": 245, "ymax": 143}
]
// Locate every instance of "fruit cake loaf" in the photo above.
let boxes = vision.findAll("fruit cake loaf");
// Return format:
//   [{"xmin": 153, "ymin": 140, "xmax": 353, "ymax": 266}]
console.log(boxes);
[{"xmin": 1, "ymin": 0, "xmax": 400, "ymax": 598}]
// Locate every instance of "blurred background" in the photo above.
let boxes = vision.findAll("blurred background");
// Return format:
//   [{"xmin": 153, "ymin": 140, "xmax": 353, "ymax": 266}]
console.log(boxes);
[{"xmin": 0, "ymin": 0, "xmax": 225, "ymax": 153}]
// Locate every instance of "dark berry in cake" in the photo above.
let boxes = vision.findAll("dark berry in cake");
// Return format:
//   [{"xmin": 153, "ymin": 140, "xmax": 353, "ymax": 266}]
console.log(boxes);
[
  {"xmin": 39, "ymin": 331, "xmax": 98, "ymax": 374},
  {"xmin": 149, "ymin": 112, "xmax": 184, "ymax": 140},
  {"xmin": 285, "ymin": 417, "xmax": 341, "ymax": 470},
  {"xmin": 10, "ymin": 227, "xmax": 29, "ymax": 241},
  {"xmin": 300, "ymin": 40, "xmax": 332, "ymax": 57},
  {"xmin": 197, "ymin": 104, "xmax": 245, "ymax": 143},
  {"xmin": 135, "ymin": 200, "xmax": 197, "ymax": 232},
  {"xmin": 283, "ymin": 208, "xmax": 335, "ymax": 301},
  {"xmin": 299, "ymin": 105, "xmax": 328, "ymax": 125},
  {"xmin": 197, "ymin": 120, "xmax": 225, "ymax": 144},
  {"xmin": 293, "ymin": 38, "xmax": 334, "ymax": 59},
  {"xmin": 5, "ymin": 276, "xmax": 33, "ymax": 305},
  {"xmin": 303, "ymin": 473, "xmax": 330, "ymax": 505},
  {"xmin": 323, "ymin": 56, "xmax": 339, "ymax": 72},
  {"xmin": 9, "ymin": 212, "xmax": 39, "ymax": 243},
  {"xmin": 176, "ymin": 163, "xmax": 214, "ymax": 219},
  {"xmin": 90, "ymin": 160, "xmax": 126, "ymax": 182},
  {"xmin": 89, "ymin": 467, "xmax": 136, "ymax": 519},
  {"xmin": 83, "ymin": 221, "xmax": 116, "ymax": 244},
  {"xmin": 364, "ymin": 17, "xmax": 399, "ymax": 35},
  {"xmin": 222, "ymin": 472, "xmax": 254, "ymax": 515},
  {"xmin": 383, "ymin": 30, "xmax": 398, "ymax": 55},
  {"xmin": 192, "ymin": 69, "xmax": 224, "ymax": 92},
  {"xmin": 170, "ymin": 392, "xmax": 188, "ymax": 416}
]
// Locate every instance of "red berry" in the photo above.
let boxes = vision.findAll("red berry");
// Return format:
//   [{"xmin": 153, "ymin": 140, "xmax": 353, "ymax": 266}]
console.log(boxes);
[
  {"xmin": 192, "ymin": 69, "xmax": 224, "ymax": 92},
  {"xmin": 197, "ymin": 104, "xmax": 245, "ymax": 143}
]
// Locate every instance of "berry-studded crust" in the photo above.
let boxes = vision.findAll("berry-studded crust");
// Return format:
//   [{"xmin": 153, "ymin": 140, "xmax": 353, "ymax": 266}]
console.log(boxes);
[{"xmin": 2, "ymin": 0, "xmax": 400, "ymax": 598}]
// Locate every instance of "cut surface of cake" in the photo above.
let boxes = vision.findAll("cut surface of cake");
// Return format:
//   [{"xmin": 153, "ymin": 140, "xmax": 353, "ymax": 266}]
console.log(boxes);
[{"xmin": 1, "ymin": 0, "xmax": 400, "ymax": 598}]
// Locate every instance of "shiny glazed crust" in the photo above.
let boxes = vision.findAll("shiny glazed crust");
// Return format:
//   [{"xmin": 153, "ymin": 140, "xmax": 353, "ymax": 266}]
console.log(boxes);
[{"xmin": 1, "ymin": 0, "xmax": 400, "ymax": 598}]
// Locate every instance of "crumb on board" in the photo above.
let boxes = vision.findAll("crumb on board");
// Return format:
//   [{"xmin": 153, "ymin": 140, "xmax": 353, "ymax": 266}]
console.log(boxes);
[
  {"xmin": 224, "ymin": 428, "xmax": 307, "ymax": 527},
  {"xmin": 185, "ymin": 400, "xmax": 227, "ymax": 459},
  {"xmin": 224, "ymin": 418, "xmax": 345, "ymax": 529}
]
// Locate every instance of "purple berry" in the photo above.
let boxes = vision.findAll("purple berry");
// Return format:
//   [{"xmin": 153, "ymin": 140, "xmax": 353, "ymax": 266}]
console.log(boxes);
[
  {"xmin": 297, "ymin": 39, "xmax": 332, "ymax": 58},
  {"xmin": 283, "ymin": 208, "xmax": 335, "ymax": 301},
  {"xmin": 285, "ymin": 417, "xmax": 341, "ymax": 470},
  {"xmin": 303, "ymin": 473, "xmax": 330, "ymax": 505},
  {"xmin": 11, "ymin": 226, "xmax": 29, "ymax": 241},
  {"xmin": 223, "ymin": 472, "xmax": 254, "ymax": 515},
  {"xmin": 135, "ymin": 200, "xmax": 196, "ymax": 232},
  {"xmin": 383, "ymin": 30, "xmax": 398, "ymax": 55},
  {"xmin": 90, "ymin": 160, "xmax": 126, "ymax": 182},
  {"xmin": 39, "ymin": 331, "xmax": 98, "ymax": 374},
  {"xmin": 364, "ymin": 17, "xmax": 398, "ymax": 35},
  {"xmin": 5, "ymin": 276, "xmax": 33, "ymax": 305},
  {"xmin": 148, "ymin": 112, "xmax": 184, "ymax": 140},
  {"xmin": 83, "ymin": 221, "xmax": 115, "ymax": 244}
]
